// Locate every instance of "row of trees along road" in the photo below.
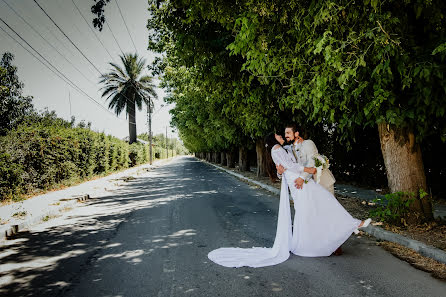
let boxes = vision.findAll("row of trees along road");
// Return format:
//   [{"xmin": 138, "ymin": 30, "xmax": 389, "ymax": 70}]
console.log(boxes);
[{"xmin": 92, "ymin": 0, "xmax": 446, "ymax": 222}]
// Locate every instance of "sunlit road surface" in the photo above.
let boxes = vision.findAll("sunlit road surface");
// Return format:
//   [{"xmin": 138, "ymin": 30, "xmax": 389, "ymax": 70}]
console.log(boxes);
[{"xmin": 1, "ymin": 156, "xmax": 445, "ymax": 297}]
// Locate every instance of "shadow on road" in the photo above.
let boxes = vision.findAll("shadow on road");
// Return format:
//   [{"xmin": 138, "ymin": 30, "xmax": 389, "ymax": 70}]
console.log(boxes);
[{"xmin": 0, "ymin": 157, "xmax": 230, "ymax": 297}]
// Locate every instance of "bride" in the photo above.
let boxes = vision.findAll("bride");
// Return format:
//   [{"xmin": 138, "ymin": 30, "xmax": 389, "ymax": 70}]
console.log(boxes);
[{"xmin": 208, "ymin": 133, "xmax": 371, "ymax": 268}]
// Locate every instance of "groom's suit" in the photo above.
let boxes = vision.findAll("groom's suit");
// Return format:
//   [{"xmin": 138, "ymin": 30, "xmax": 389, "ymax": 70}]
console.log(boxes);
[{"xmin": 285, "ymin": 140, "xmax": 336, "ymax": 195}]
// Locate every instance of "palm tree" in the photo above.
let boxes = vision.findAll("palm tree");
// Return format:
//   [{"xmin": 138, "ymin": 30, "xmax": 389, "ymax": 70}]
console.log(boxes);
[{"xmin": 100, "ymin": 53, "xmax": 157, "ymax": 144}]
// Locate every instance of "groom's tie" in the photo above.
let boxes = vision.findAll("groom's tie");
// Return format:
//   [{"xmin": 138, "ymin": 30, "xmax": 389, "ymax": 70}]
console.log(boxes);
[{"xmin": 291, "ymin": 143, "xmax": 299, "ymax": 163}]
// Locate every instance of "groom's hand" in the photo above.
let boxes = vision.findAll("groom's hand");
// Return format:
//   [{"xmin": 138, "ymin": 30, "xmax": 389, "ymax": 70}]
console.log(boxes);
[
  {"xmin": 294, "ymin": 177, "xmax": 304, "ymax": 189},
  {"xmin": 276, "ymin": 165, "xmax": 285, "ymax": 175}
]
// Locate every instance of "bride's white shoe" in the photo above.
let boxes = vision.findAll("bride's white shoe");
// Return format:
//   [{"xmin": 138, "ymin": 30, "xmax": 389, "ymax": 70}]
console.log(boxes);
[
  {"xmin": 353, "ymin": 218, "xmax": 372, "ymax": 234},
  {"xmin": 360, "ymin": 218, "xmax": 372, "ymax": 229}
]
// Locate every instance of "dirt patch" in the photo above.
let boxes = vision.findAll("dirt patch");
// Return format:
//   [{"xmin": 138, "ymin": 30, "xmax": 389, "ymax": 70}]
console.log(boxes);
[
  {"xmin": 336, "ymin": 194, "xmax": 373, "ymax": 221},
  {"xmin": 380, "ymin": 222, "xmax": 446, "ymax": 252}
]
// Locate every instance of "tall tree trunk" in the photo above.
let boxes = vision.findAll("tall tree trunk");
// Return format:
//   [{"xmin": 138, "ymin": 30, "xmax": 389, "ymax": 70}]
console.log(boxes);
[
  {"xmin": 220, "ymin": 152, "xmax": 227, "ymax": 166},
  {"xmin": 227, "ymin": 151, "xmax": 235, "ymax": 168},
  {"xmin": 378, "ymin": 123, "xmax": 433, "ymax": 221},
  {"xmin": 206, "ymin": 152, "xmax": 211, "ymax": 162},
  {"xmin": 255, "ymin": 139, "xmax": 268, "ymax": 177},
  {"xmin": 239, "ymin": 147, "xmax": 250, "ymax": 172},
  {"xmin": 213, "ymin": 152, "xmax": 221, "ymax": 163},
  {"xmin": 128, "ymin": 97, "xmax": 137, "ymax": 144}
]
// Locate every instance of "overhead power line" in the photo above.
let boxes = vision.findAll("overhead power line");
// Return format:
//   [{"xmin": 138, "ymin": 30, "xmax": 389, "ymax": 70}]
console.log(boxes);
[
  {"xmin": 1, "ymin": 0, "xmax": 97, "ymax": 86},
  {"xmin": 0, "ymin": 18, "xmax": 130, "ymax": 123},
  {"xmin": 0, "ymin": 24, "xmax": 66, "ymax": 85},
  {"xmin": 33, "ymin": 0, "xmax": 103, "ymax": 76},
  {"xmin": 70, "ymin": 0, "xmax": 116, "ymax": 63},
  {"xmin": 105, "ymin": 20, "xmax": 124, "ymax": 55},
  {"xmin": 114, "ymin": 0, "xmax": 137, "ymax": 53},
  {"xmin": 32, "ymin": 0, "xmax": 141, "ymax": 116}
]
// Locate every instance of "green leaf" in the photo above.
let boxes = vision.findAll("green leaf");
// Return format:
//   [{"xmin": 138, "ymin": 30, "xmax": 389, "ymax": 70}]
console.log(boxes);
[{"xmin": 432, "ymin": 42, "xmax": 446, "ymax": 55}]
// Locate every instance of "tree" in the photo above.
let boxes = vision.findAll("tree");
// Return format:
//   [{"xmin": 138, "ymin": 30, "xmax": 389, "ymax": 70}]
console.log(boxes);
[
  {"xmin": 90, "ymin": 0, "xmax": 110, "ymax": 31},
  {"xmin": 214, "ymin": 0, "xmax": 446, "ymax": 220},
  {"xmin": 99, "ymin": 53, "xmax": 157, "ymax": 144},
  {"xmin": 147, "ymin": 0, "xmax": 446, "ymax": 220},
  {"xmin": 0, "ymin": 52, "xmax": 34, "ymax": 135},
  {"xmin": 146, "ymin": 0, "xmax": 296, "ymax": 175}
]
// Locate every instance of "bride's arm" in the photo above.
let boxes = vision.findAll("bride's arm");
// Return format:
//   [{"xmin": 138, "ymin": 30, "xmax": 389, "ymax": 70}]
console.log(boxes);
[{"xmin": 272, "ymin": 147, "xmax": 299, "ymax": 171}]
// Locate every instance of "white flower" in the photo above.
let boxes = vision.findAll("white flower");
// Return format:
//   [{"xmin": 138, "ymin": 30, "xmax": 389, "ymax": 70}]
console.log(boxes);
[{"xmin": 313, "ymin": 154, "xmax": 330, "ymax": 184}]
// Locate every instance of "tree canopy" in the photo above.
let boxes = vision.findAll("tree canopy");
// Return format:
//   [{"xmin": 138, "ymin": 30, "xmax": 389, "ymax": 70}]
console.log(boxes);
[
  {"xmin": 0, "ymin": 53, "xmax": 33, "ymax": 136},
  {"xmin": 145, "ymin": 0, "xmax": 446, "ymax": 153}
]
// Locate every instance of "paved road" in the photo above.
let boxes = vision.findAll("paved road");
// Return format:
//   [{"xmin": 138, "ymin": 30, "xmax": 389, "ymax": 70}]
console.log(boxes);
[{"xmin": 1, "ymin": 157, "xmax": 445, "ymax": 297}]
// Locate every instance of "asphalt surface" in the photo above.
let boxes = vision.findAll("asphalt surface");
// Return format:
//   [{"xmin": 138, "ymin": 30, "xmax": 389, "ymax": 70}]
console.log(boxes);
[{"xmin": 0, "ymin": 156, "xmax": 445, "ymax": 297}]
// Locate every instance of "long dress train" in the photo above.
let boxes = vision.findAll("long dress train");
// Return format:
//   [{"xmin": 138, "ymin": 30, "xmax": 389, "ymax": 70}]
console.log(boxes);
[{"xmin": 207, "ymin": 176, "xmax": 293, "ymax": 267}]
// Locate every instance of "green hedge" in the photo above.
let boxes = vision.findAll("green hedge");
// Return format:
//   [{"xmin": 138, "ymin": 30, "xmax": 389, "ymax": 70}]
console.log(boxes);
[{"xmin": 0, "ymin": 122, "xmax": 165, "ymax": 201}]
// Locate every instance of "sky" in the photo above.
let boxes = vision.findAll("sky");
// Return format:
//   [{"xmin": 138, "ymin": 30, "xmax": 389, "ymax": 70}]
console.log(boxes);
[{"xmin": 0, "ymin": 0, "xmax": 177, "ymax": 139}]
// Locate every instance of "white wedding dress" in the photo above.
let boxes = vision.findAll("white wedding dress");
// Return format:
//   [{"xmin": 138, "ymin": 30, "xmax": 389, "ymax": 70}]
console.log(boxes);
[{"xmin": 208, "ymin": 145, "xmax": 361, "ymax": 267}]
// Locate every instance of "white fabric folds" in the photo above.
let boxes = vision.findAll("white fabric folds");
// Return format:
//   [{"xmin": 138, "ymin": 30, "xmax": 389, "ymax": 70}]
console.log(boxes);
[{"xmin": 207, "ymin": 176, "xmax": 293, "ymax": 268}]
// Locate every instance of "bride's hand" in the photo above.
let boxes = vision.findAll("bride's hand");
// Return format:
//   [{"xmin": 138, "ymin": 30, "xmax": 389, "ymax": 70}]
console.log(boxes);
[{"xmin": 276, "ymin": 164, "xmax": 286, "ymax": 174}]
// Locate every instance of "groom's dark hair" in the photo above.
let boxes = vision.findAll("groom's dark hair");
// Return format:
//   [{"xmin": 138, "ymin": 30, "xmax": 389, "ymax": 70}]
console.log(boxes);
[{"xmin": 285, "ymin": 123, "xmax": 299, "ymax": 134}]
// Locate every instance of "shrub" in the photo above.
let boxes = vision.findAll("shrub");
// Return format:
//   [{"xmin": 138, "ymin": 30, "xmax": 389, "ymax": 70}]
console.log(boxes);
[
  {"xmin": 0, "ymin": 122, "xmax": 153, "ymax": 201},
  {"xmin": 0, "ymin": 151, "xmax": 24, "ymax": 200},
  {"xmin": 370, "ymin": 189, "xmax": 430, "ymax": 225}
]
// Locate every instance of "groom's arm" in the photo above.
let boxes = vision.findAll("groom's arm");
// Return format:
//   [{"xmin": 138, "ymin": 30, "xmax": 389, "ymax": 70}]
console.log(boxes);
[{"xmin": 299, "ymin": 140, "xmax": 318, "ymax": 181}]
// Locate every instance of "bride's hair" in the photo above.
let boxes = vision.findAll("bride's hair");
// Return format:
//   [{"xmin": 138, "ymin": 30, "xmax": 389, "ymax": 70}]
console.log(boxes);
[{"xmin": 264, "ymin": 133, "xmax": 279, "ymax": 182}]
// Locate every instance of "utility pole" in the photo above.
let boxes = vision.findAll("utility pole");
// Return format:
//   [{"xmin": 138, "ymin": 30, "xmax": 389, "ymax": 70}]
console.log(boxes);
[
  {"xmin": 68, "ymin": 90, "xmax": 72, "ymax": 116},
  {"xmin": 166, "ymin": 126, "xmax": 169, "ymax": 159},
  {"xmin": 146, "ymin": 101, "xmax": 153, "ymax": 165}
]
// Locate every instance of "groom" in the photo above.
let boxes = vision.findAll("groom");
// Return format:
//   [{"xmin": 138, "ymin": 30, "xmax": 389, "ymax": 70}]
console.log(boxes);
[
  {"xmin": 278, "ymin": 124, "xmax": 317, "ymax": 189},
  {"xmin": 277, "ymin": 124, "xmax": 342, "ymax": 255},
  {"xmin": 277, "ymin": 124, "xmax": 336, "ymax": 194}
]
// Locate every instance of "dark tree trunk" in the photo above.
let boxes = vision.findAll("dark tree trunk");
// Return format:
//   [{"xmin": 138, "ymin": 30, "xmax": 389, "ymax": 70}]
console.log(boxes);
[
  {"xmin": 128, "ymin": 97, "xmax": 136, "ymax": 144},
  {"xmin": 239, "ymin": 147, "xmax": 250, "ymax": 172},
  {"xmin": 255, "ymin": 139, "xmax": 268, "ymax": 177},
  {"xmin": 213, "ymin": 152, "xmax": 221, "ymax": 163},
  {"xmin": 220, "ymin": 152, "xmax": 227, "ymax": 166},
  {"xmin": 206, "ymin": 152, "xmax": 211, "ymax": 162},
  {"xmin": 378, "ymin": 123, "xmax": 433, "ymax": 222},
  {"xmin": 227, "ymin": 151, "xmax": 236, "ymax": 168}
]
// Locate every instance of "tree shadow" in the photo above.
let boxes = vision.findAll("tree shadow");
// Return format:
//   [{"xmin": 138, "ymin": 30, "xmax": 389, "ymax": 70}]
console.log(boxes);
[{"xmin": 0, "ymin": 157, "xmax": 227, "ymax": 297}]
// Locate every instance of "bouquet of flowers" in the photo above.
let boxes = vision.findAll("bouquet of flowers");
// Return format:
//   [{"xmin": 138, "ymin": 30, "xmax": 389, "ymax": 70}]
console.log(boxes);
[{"xmin": 313, "ymin": 154, "xmax": 330, "ymax": 184}]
